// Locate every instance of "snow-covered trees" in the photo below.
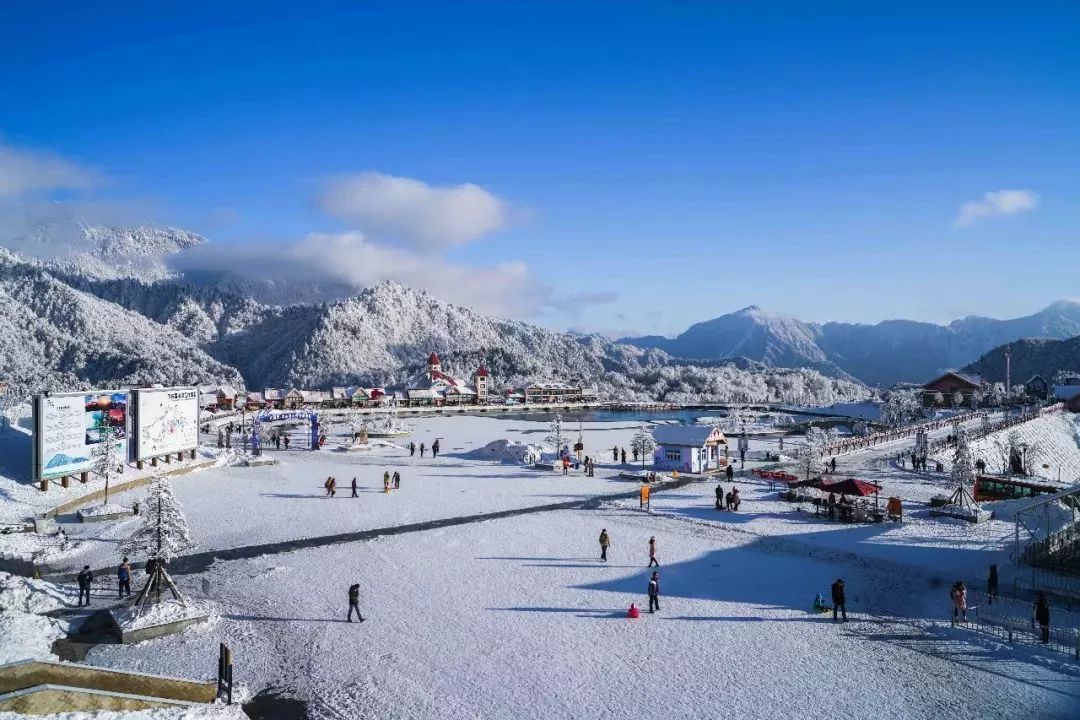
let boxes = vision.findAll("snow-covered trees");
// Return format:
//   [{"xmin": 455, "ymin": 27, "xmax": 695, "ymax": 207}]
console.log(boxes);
[
  {"xmin": 545, "ymin": 414, "xmax": 567, "ymax": 457},
  {"xmin": 630, "ymin": 425, "xmax": 657, "ymax": 468},
  {"xmin": 120, "ymin": 477, "xmax": 194, "ymax": 564},
  {"xmin": 987, "ymin": 382, "xmax": 1006, "ymax": 406},
  {"xmin": 933, "ymin": 391, "xmax": 945, "ymax": 407},
  {"xmin": 92, "ymin": 424, "xmax": 123, "ymax": 505},
  {"xmin": 880, "ymin": 389, "xmax": 919, "ymax": 428},
  {"xmin": 951, "ymin": 390, "xmax": 964, "ymax": 410},
  {"xmin": 800, "ymin": 426, "xmax": 829, "ymax": 480},
  {"xmin": 951, "ymin": 432, "xmax": 977, "ymax": 488}
]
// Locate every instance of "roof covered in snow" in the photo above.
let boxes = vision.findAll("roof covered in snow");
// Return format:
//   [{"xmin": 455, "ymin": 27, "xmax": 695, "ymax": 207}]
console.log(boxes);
[{"xmin": 652, "ymin": 424, "xmax": 726, "ymax": 447}]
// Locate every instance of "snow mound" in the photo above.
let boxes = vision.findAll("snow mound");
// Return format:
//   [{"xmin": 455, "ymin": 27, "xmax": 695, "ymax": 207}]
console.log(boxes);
[
  {"xmin": 0, "ymin": 571, "xmax": 72, "ymax": 663},
  {"xmin": 111, "ymin": 599, "xmax": 214, "ymax": 632},
  {"xmin": 464, "ymin": 439, "xmax": 546, "ymax": 465}
]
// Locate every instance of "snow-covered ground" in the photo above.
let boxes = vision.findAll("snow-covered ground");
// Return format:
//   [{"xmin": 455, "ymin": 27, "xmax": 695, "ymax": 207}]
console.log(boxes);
[
  {"xmin": 2, "ymin": 409, "xmax": 1080, "ymax": 719},
  {"xmin": 83, "ymin": 505, "xmax": 1079, "ymax": 720}
]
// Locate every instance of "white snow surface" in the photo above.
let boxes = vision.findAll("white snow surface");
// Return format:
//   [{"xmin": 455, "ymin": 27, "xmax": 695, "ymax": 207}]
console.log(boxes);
[{"xmin": 2, "ymin": 411, "xmax": 1080, "ymax": 718}]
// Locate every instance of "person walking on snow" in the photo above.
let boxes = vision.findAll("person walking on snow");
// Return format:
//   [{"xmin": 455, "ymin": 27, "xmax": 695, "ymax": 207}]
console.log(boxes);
[
  {"xmin": 420, "ymin": 443, "xmax": 426, "ymax": 457},
  {"xmin": 383, "ymin": 471, "xmax": 391, "ymax": 493},
  {"xmin": 950, "ymin": 581, "xmax": 967, "ymax": 624},
  {"xmin": 715, "ymin": 483, "xmax": 724, "ymax": 510},
  {"xmin": 324, "ymin": 477, "xmax": 333, "ymax": 496},
  {"xmin": 1034, "ymin": 593, "xmax": 1050, "ymax": 643},
  {"xmin": 562, "ymin": 456, "xmax": 570, "ymax": 475},
  {"xmin": 409, "ymin": 441, "xmax": 416, "ymax": 456},
  {"xmin": 648, "ymin": 571, "xmax": 660, "ymax": 613},
  {"xmin": 831, "ymin": 578, "xmax": 847, "ymax": 623},
  {"xmin": 599, "ymin": 529, "xmax": 610, "ymax": 562},
  {"xmin": 725, "ymin": 463, "xmax": 734, "ymax": 482},
  {"xmin": 830, "ymin": 457, "xmax": 837, "ymax": 473},
  {"xmin": 432, "ymin": 440, "xmax": 440, "ymax": 458},
  {"xmin": 351, "ymin": 478, "xmax": 358, "ymax": 498},
  {"xmin": 347, "ymin": 583, "xmax": 365, "ymax": 623},
  {"xmin": 77, "ymin": 566, "xmax": 93, "ymax": 607},
  {"xmin": 621, "ymin": 448, "xmax": 627, "ymax": 465},
  {"xmin": 648, "ymin": 536, "xmax": 659, "ymax": 567},
  {"xmin": 329, "ymin": 477, "xmax": 337, "ymax": 497},
  {"xmin": 987, "ymin": 564, "xmax": 999, "ymax": 604},
  {"xmin": 117, "ymin": 558, "xmax": 131, "ymax": 598},
  {"xmin": 730, "ymin": 487, "xmax": 741, "ymax": 511},
  {"xmin": 283, "ymin": 435, "xmax": 290, "ymax": 450},
  {"xmin": 613, "ymin": 446, "xmax": 618, "ymax": 462},
  {"xmin": 393, "ymin": 471, "xmax": 400, "ymax": 489}
]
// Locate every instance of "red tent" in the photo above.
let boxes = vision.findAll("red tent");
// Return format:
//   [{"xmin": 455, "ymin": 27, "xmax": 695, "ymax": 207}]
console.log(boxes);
[{"xmin": 820, "ymin": 478, "xmax": 882, "ymax": 497}]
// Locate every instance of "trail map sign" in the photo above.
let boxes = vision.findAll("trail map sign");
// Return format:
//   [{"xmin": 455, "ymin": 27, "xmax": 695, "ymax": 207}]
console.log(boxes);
[{"xmin": 130, "ymin": 387, "xmax": 200, "ymax": 460}]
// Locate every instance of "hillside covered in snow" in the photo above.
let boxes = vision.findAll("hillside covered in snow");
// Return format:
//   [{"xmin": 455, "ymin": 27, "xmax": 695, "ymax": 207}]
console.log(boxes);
[{"xmin": 0, "ymin": 224, "xmax": 871, "ymax": 405}]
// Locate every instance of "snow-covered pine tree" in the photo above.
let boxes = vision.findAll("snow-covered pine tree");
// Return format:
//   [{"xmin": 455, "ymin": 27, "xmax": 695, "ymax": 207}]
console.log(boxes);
[
  {"xmin": 92, "ymin": 423, "xmax": 122, "ymax": 505},
  {"xmin": 951, "ymin": 390, "xmax": 964, "ymax": 410},
  {"xmin": 951, "ymin": 432, "xmax": 976, "ymax": 488},
  {"xmin": 120, "ymin": 476, "xmax": 195, "ymax": 606},
  {"xmin": 801, "ymin": 426, "xmax": 828, "ymax": 480},
  {"xmin": 933, "ymin": 391, "xmax": 945, "ymax": 407},
  {"xmin": 545, "ymin": 413, "xmax": 567, "ymax": 458},
  {"xmin": 630, "ymin": 424, "xmax": 657, "ymax": 468}
]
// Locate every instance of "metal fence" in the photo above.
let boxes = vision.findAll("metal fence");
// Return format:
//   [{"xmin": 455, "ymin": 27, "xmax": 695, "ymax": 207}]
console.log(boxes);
[{"xmin": 963, "ymin": 591, "xmax": 1080, "ymax": 660}]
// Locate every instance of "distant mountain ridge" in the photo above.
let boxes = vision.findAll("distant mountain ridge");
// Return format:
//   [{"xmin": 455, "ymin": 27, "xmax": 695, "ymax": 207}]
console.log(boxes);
[
  {"xmin": 963, "ymin": 337, "xmax": 1080, "ymax": 385},
  {"xmin": 621, "ymin": 301, "xmax": 1080, "ymax": 386},
  {"xmin": 0, "ymin": 225, "xmax": 870, "ymax": 406}
]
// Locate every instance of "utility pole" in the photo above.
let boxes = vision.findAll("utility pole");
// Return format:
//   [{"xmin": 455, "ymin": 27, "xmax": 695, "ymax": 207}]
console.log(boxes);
[{"xmin": 1005, "ymin": 344, "xmax": 1012, "ymax": 400}]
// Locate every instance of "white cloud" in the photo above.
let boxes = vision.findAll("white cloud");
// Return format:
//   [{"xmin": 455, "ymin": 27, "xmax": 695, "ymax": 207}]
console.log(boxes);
[
  {"xmin": 954, "ymin": 189, "xmax": 1039, "ymax": 228},
  {"xmin": 0, "ymin": 142, "xmax": 98, "ymax": 197},
  {"xmin": 318, "ymin": 172, "xmax": 508, "ymax": 250}
]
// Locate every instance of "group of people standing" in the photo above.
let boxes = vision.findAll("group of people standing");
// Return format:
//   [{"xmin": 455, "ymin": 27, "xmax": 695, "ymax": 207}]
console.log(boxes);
[
  {"xmin": 408, "ymin": 440, "xmax": 439, "ymax": 458},
  {"xmin": 383, "ymin": 470, "xmax": 402, "ymax": 491},
  {"xmin": 714, "ymin": 484, "xmax": 741, "ymax": 511}
]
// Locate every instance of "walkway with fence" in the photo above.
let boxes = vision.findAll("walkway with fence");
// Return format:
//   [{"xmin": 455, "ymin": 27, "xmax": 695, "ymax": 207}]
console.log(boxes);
[{"xmin": 963, "ymin": 591, "xmax": 1080, "ymax": 660}]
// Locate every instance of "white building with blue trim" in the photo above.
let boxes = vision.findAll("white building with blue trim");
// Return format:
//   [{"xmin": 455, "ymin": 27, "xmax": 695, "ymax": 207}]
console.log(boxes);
[{"xmin": 651, "ymin": 425, "xmax": 728, "ymax": 474}]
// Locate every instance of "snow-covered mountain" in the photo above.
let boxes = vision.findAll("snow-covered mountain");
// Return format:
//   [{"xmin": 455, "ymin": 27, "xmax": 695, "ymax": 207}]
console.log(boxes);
[
  {"xmin": 5, "ymin": 211, "xmax": 205, "ymax": 281},
  {"xmin": 963, "ymin": 336, "xmax": 1080, "ymax": 385},
  {"xmin": 0, "ymin": 219, "xmax": 876, "ymax": 404},
  {"xmin": 622, "ymin": 301, "xmax": 1080, "ymax": 386},
  {"xmin": 205, "ymin": 281, "xmax": 869, "ymax": 404},
  {"xmin": 0, "ymin": 240, "xmax": 868, "ymax": 404},
  {"xmin": 0, "ymin": 249, "xmax": 242, "ymax": 398}
]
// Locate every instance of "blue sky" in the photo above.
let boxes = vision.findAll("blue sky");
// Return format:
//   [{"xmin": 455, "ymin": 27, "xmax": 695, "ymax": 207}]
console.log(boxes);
[{"xmin": 1, "ymin": 1, "xmax": 1078, "ymax": 334}]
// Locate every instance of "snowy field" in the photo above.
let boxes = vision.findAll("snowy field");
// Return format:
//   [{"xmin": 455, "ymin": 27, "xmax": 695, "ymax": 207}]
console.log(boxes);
[
  {"xmin": 2, "ymin": 410, "xmax": 1080, "ymax": 719},
  {"xmin": 85, "ymin": 506, "xmax": 1079, "ymax": 720}
]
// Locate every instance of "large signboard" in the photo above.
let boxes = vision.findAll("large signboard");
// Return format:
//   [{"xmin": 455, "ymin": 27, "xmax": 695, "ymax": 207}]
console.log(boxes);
[
  {"xmin": 33, "ymin": 391, "xmax": 129, "ymax": 480},
  {"xmin": 131, "ymin": 387, "xmax": 200, "ymax": 460}
]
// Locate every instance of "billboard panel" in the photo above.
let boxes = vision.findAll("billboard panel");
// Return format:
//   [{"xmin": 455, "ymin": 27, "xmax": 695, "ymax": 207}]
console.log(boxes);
[
  {"xmin": 133, "ymin": 387, "xmax": 200, "ymax": 460},
  {"xmin": 34, "ymin": 391, "xmax": 129, "ymax": 480}
]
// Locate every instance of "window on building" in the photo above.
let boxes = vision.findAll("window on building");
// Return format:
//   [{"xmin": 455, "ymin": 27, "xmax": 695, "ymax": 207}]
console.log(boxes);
[{"xmin": 665, "ymin": 448, "xmax": 681, "ymax": 462}]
